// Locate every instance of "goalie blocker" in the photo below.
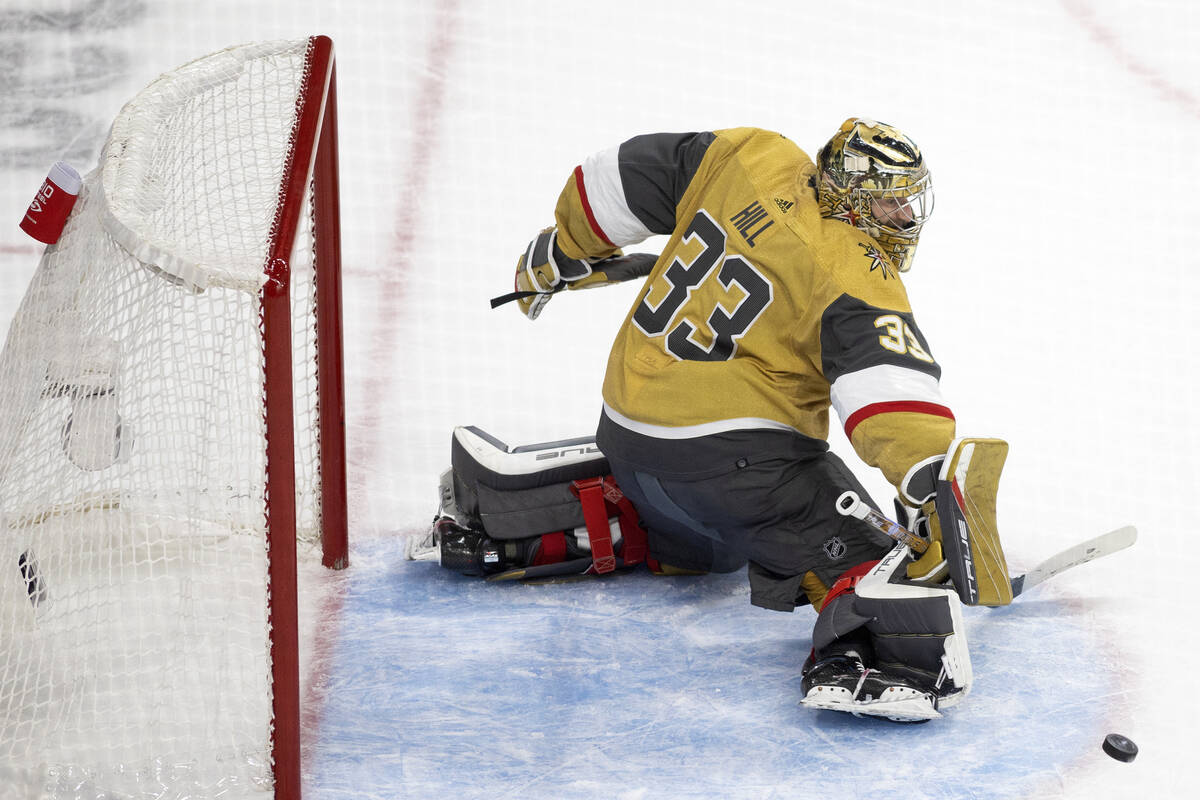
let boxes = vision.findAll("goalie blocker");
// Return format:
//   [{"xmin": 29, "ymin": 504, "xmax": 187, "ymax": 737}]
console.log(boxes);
[
  {"xmin": 418, "ymin": 426, "xmax": 651, "ymax": 581},
  {"xmin": 901, "ymin": 437, "xmax": 1012, "ymax": 607}
]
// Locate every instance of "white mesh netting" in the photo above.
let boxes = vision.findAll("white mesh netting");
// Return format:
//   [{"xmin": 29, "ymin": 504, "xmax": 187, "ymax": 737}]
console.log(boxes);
[{"xmin": 0, "ymin": 38, "xmax": 327, "ymax": 798}]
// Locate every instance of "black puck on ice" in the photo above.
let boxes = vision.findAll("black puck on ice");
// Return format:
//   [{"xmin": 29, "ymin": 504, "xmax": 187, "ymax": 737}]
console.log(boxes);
[{"xmin": 1102, "ymin": 733, "xmax": 1138, "ymax": 762}]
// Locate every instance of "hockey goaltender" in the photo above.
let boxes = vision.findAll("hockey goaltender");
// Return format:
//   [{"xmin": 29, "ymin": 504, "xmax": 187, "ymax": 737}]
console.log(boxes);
[{"xmin": 409, "ymin": 119, "xmax": 1012, "ymax": 723}]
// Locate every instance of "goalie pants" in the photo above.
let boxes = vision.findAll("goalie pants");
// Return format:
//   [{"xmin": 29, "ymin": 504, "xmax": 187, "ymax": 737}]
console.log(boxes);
[{"xmin": 607, "ymin": 451, "xmax": 896, "ymax": 611}]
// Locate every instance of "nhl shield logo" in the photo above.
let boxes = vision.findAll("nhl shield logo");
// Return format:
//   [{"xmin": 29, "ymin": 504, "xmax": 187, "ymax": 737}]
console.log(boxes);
[{"xmin": 823, "ymin": 536, "xmax": 847, "ymax": 561}]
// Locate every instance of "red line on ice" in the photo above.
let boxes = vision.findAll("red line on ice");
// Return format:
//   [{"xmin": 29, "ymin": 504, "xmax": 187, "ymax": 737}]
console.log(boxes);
[
  {"xmin": 1062, "ymin": 0, "xmax": 1200, "ymax": 120},
  {"xmin": 350, "ymin": 1, "xmax": 462, "ymax": 482},
  {"xmin": 301, "ymin": 0, "xmax": 463, "ymax": 772}
]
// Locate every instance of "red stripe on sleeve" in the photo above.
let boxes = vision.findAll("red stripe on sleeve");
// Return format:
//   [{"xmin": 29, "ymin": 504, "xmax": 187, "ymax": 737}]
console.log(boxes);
[
  {"xmin": 843, "ymin": 401, "xmax": 956, "ymax": 439},
  {"xmin": 573, "ymin": 164, "xmax": 615, "ymax": 247}
]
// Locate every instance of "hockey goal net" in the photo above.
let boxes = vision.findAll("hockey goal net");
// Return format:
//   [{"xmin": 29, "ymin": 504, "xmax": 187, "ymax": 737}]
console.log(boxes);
[{"xmin": 0, "ymin": 36, "xmax": 346, "ymax": 799}]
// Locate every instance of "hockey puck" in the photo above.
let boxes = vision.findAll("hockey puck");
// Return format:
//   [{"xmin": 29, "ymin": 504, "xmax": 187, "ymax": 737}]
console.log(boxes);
[{"xmin": 1102, "ymin": 733, "xmax": 1138, "ymax": 762}]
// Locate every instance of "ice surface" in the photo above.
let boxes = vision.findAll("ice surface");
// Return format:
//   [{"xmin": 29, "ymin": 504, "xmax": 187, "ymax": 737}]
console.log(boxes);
[
  {"xmin": 2, "ymin": 1, "xmax": 1198, "ymax": 797},
  {"xmin": 316, "ymin": 541, "xmax": 1126, "ymax": 800}
]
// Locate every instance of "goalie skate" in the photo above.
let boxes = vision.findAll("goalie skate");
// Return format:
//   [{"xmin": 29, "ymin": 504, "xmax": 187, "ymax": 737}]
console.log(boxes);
[
  {"xmin": 404, "ymin": 523, "xmax": 441, "ymax": 562},
  {"xmin": 800, "ymin": 653, "xmax": 942, "ymax": 722}
]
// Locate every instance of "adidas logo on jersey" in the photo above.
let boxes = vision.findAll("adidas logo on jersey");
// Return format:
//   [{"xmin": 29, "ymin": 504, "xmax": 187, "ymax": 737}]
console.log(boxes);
[{"xmin": 773, "ymin": 197, "xmax": 794, "ymax": 213}]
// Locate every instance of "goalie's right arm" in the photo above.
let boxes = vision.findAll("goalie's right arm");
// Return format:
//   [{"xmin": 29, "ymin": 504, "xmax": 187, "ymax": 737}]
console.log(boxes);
[{"xmin": 510, "ymin": 131, "xmax": 717, "ymax": 319}]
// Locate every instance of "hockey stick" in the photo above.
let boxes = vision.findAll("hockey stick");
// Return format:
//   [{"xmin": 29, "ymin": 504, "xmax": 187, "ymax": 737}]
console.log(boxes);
[
  {"xmin": 1009, "ymin": 525, "xmax": 1136, "ymax": 598},
  {"xmin": 837, "ymin": 492, "xmax": 1137, "ymax": 599},
  {"xmin": 836, "ymin": 492, "xmax": 929, "ymax": 552},
  {"xmin": 489, "ymin": 252, "xmax": 659, "ymax": 309}
]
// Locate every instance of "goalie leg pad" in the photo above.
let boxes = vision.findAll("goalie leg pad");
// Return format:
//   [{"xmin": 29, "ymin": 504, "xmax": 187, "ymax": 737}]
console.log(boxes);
[
  {"xmin": 854, "ymin": 544, "xmax": 973, "ymax": 703},
  {"xmin": 804, "ymin": 544, "xmax": 972, "ymax": 719},
  {"xmin": 810, "ymin": 560, "xmax": 878, "ymax": 654},
  {"xmin": 425, "ymin": 427, "xmax": 651, "ymax": 580}
]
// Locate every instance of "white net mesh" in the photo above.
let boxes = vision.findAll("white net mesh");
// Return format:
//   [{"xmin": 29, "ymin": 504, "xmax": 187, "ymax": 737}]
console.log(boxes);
[{"xmin": 0, "ymin": 38, "xmax": 327, "ymax": 798}]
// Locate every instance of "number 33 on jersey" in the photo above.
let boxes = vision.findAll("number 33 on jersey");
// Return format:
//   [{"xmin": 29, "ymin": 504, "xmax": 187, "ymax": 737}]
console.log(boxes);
[{"xmin": 631, "ymin": 209, "xmax": 773, "ymax": 362}]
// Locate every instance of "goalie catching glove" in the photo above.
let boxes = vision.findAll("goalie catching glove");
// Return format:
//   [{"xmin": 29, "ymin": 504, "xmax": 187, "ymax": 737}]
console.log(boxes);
[{"xmin": 503, "ymin": 227, "xmax": 658, "ymax": 319}]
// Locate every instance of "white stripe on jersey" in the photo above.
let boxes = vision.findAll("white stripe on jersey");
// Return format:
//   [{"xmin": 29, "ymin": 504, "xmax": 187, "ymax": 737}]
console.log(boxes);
[
  {"xmin": 830, "ymin": 364, "xmax": 948, "ymax": 426},
  {"xmin": 580, "ymin": 145, "xmax": 655, "ymax": 247},
  {"xmin": 603, "ymin": 401, "xmax": 800, "ymax": 439}
]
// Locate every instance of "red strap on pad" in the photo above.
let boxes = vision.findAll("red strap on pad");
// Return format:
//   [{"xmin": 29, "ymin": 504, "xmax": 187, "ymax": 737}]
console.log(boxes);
[
  {"xmin": 819, "ymin": 559, "xmax": 880, "ymax": 611},
  {"xmin": 573, "ymin": 477, "xmax": 616, "ymax": 573},
  {"xmin": 570, "ymin": 476, "xmax": 648, "ymax": 574}
]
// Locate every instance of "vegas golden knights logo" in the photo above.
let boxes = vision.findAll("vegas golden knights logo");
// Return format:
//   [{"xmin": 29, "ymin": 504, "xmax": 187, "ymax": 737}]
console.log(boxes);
[{"xmin": 859, "ymin": 242, "xmax": 895, "ymax": 280}]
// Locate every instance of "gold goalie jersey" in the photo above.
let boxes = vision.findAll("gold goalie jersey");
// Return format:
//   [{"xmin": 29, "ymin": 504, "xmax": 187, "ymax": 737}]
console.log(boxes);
[{"xmin": 552, "ymin": 127, "xmax": 955, "ymax": 489}]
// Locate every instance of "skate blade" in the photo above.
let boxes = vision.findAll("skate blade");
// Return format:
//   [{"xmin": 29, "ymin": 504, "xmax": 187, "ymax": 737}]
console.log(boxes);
[{"xmin": 801, "ymin": 686, "xmax": 942, "ymax": 722}]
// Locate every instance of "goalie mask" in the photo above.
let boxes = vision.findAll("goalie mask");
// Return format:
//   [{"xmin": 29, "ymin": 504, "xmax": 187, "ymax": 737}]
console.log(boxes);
[{"xmin": 817, "ymin": 118, "xmax": 933, "ymax": 272}]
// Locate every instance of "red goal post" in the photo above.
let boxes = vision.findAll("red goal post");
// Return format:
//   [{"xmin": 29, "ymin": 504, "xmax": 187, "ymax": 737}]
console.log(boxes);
[{"xmin": 263, "ymin": 33, "xmax": 348, "ymax": 800}]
